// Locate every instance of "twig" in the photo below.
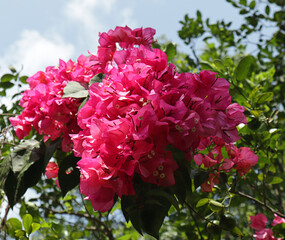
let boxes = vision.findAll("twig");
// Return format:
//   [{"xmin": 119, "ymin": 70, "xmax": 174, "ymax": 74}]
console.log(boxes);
[
  {"xmin": 232, "ymin": 190, "xmax": 285, "ymax": 218},
  {"xmin": 0, "ymin": 204, "xmax": 10, "ymax": 232},
  {"xmin": 39, "ymin": 206, "xmax": 114, "ymax": 240},
  {"xmin": 188, "ymin": 206, "xmax": 204, "ymax": 240}
]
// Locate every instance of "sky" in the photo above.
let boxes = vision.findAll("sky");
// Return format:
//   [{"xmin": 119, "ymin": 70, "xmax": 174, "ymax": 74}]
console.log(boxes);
[{"xmin": 0, "ymin": 0, "xmax": 244, "ymax": 76}]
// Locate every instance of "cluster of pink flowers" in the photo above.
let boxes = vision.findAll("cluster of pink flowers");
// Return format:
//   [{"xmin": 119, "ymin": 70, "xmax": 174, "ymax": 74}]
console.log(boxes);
[
  {"xmin": 9, "ymin": 54, "xmax": 101, "ymax": 151},
  {"xmin": 10, "ymin": 26, "xmax": 258, "ymax": 213},
  {"xmin": 250, "ymin": 213, "xmax": 285, "ymax": 240},
  {"xmin": 70, "ymin": 26, "xmax": 252, "ymax": 212},
  {"xmin": 194, "ymin": 136, "xmax": 258, "ymax": 192}
]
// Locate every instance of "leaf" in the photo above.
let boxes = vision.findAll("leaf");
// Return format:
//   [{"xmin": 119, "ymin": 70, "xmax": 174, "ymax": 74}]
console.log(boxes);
[
  {"xmin": 58, "ymin": 154, "xmax": 81, "ymax": 196},
  {"xmin": 234, "ymin": 55, "xmax": 255, "ymax": 82},
  {"xmin": 200, "ymin": 61, "xmax": 214, "ymax": 70},
  {"xmin": 266, "ymin": 176, "xmax": 283, "ymax": 185},
  {"xmin": 147, "ymin": 189, "xmax": 180, "ymax": 211},
  {"xmin": 89, "ymin": 73, "xmax": 105, "ymax": 86},
  {"xmin": 256, "ymin": 92, "xmax": 273, "ymax": 104},
  {"xmin": 194, "ymin": 171, "xmax": 209, "ymax": 189},
  {"xmin": 0, "ymin": 155, "xmax": 12, "ymax": 188},
  {"xmin": 213, "ymin": 59, "xmax": 224, "ymax": 70},
  {"xmin": 196, "ymin": 198, "xmax": 209, "ymax": 208},
  {"xmin": 231, "ymin": 226, "xmax": 244, "ymax": 237},
  {"xmin": 31, "ymin": 223, "xmax": 41, "ymax": 233},
  {"xmin": 62, "ymin": 81, "xmax": 88, "ymax": 98},
  {"xmin": 0, "ymin": 81, "xmax": 14, "ymax": 89},
  {"xmin": 1, "ymin": 73, "xmax": 15, "ymax": 82},
  {"xmin": 23, "ymin": 214, "xmax": 33, "ymax": 235},
  {"xmin": 4, "ymin": 140, "xmax": 59, "ymax": 207},
  {"xmin": 78, "ymin": 97, "xmax": 89, "ymax": 111},
  {"xmin": 265, "ymin": 5, "xmax": 270, "ymax": 15},
  {"xmin": 249, "ymin": 0, "xmax": 256, "ymax": 9},
  {"xmin": 20, "ymin": 76, "xmax": 29, "ymax": 84},
  {"xmin": 165, "ymin": 43, "xmax": 177, "ymax": 61}
]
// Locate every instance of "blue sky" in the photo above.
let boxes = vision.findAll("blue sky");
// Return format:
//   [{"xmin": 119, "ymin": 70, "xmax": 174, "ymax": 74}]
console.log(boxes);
[{"xmin": 0, "ymin": 0, "xmax": 243, "ymax": 76}]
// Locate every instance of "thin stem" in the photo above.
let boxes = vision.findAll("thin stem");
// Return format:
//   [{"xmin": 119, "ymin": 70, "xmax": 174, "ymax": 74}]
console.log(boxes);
[
  {"xmin": 188, "ymin": 207, "xmax": 204, "ymax": 240},
  {"xmin": 232, "ymin": 190, "xmax": 285, "ymax": 218}
]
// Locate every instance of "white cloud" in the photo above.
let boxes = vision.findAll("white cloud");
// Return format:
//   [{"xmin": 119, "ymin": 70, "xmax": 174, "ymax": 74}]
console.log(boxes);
[
  {"xmin": 0, "ymin": 30, "xmax": 75, "ymax": 76},
  {"xmin": 65, "ymin": 0, "xmax": 117, "ymax": 31}
]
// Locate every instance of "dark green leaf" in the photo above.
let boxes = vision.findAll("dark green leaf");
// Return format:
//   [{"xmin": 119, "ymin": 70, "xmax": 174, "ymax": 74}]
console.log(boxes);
[
  {"xmin": 249, "ymin": 0, "xmax": 256, "ymax": 9},
  {"xmin": 89, "ymin": 73, "xmax": 105, "ymax": 86},
  {"xmin": 4, "ymin": 140, "xmax": 58, "ymax": 207},
  {"xmin": 265, "ymin": 5, "xmax": 270, "ymax": 15},
  {"xmin": 1, "ymin": 74, "xmax": 15, "ymax": 82},
  {"xmin": 19, "ymin": 76, "xmax": 29, "ymax": 84},
  {"xmin": 58, "ymin": 154, "xmax": 80, "ymax": 196},
  {"xmin": 0, "ymin": 81, "xmax": 14, "ymax": 89},
  {"xmin": 62, "ymin": 81, "xmax": 88, "ymax": 98},
  {"xmin": 194, "ymin": 171, "xmax": 209, "ymax": 189}
]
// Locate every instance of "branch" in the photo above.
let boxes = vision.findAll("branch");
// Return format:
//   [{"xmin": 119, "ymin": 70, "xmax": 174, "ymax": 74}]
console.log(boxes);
[
  {"xmin": 39, "ymin": 206, "xmax": 114, "ymax": 240},
  {"xmin": 232, "ymin": 190, "xmax": 285, "ymax": 218}
]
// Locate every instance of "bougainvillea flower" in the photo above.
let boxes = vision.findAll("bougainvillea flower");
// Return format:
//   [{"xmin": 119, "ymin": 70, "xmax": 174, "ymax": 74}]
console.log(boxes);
[{"xmin": 250, "ymin": 213, "xmax": 268, "ymax": 230}]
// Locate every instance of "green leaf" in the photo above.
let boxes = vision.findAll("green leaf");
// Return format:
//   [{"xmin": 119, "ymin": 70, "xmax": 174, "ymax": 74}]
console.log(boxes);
[
  {"xmin": 62, "ymin": 81, "xmax": 88, "ymax": 98},
  {"xmin": 0, "ymin": 81, "xmax": 14, "ymax": 89},
  {"xmin": 78, "ymin": 97, "xmax": 89, "ymax": 111},
  {"xmin": 200, "ymin": 61, "xmax": 214, "ymax": 70},
  {"xmin": 23, "ymin": 214, "xmax": 33, "ymax": 235},
  {"xmin": 147, "ymin": 189, "xmax": 179, "ymax": 211},
  {"xmin": 7, "ymin": 218, "xmax": 22, "ymax": 230},
  {"xmin": 89, "ymin": 73, "xmax": 105, "ymax": 86},
  {"xmin": 196, "ymin": 198, "xmax": 209, "ymax": 208},
  {"xmin": 234, "ymin": 55, "xmax": 255, "ymax": 82},
  {"xmin": 231, "ymin": 226, "xmax": 244, "ymax": 237},
  {"xmin": 256, "ymin": 92, "xmax": 273, "ymax": 104},
  {"xmin": 265, "ymin": 5, "xmax": 270, "ymax": 15},
  {"xmin": 213, "ymin": 59, "xmax": 224, "ymax": 70},
  {"xmin": 249, "ymin": 0, "xmax": 256, "ymax": 9},
  {"xmin": 15, "ymin": 229, "xmax": 26, "ymax": 238},
  {"xmin": 165, "ymin": 43, "xmax": 177, "ymax": 61},
  {"xmin": 1, "ymin": 73, "xmax": 15, "ymax": 82},
  {"xmin": 58, "ymin": 154, "xmax": 81, "ymax": 196},
  {"xmin": 4, "ymin": 140, "xmax": 58, "ymax": 207},
  {"xmin": 31, "ymin": 223, "xmax": 40, "ymax": 233},
  {"xmin": 240, "ymin": 0, "xmax": 247, "ymax": 6},
  {"xmin": 19, "ymin": 76, "xmax": 29, "ymax": 84},
  {"xmin": 194, "ymin": 171, "xmax": 209, "ymax": 189},
  {"xmin": 0, "ymin": 155, "xmax": 12, "ymax": 188},
  {"xmin": 266, "ymin": 176, "xmax": 283, "ymax": 184}
]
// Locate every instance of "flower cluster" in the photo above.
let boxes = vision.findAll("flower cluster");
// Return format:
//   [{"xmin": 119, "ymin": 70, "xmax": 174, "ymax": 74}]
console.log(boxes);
[
  {"xmin": 71, "ymin": 26, "xmax": 250, "ymax": 212},
  {"xmin": 250, "ymin": 213, "xmax": 285, "ymax": 240},
  {"xmin": 10, "ymin": 26, "xmax": 258, "ymax": 213},
  {"xmin": 9, "ymin": 54, "xmax": 101, "ymax": 151},
  {"xmin": 194, "ymin": 136, "xmax": 258, "ymax": 192}
]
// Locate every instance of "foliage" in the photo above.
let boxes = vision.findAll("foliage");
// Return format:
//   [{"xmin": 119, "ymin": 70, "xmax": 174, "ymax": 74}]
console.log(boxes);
[{"xmin": 1, "ymin": 1, "xmax": 285, "ymax": 239}]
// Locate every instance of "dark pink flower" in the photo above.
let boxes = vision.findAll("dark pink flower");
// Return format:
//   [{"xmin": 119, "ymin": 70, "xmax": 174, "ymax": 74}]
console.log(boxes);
[
  {"xmin": 250, "ymin": 213, "xmax": 268, "ymax": 230},
  {"xmin": 45, "ymin": 162, "xmax": 59, "ymax": 179}
]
